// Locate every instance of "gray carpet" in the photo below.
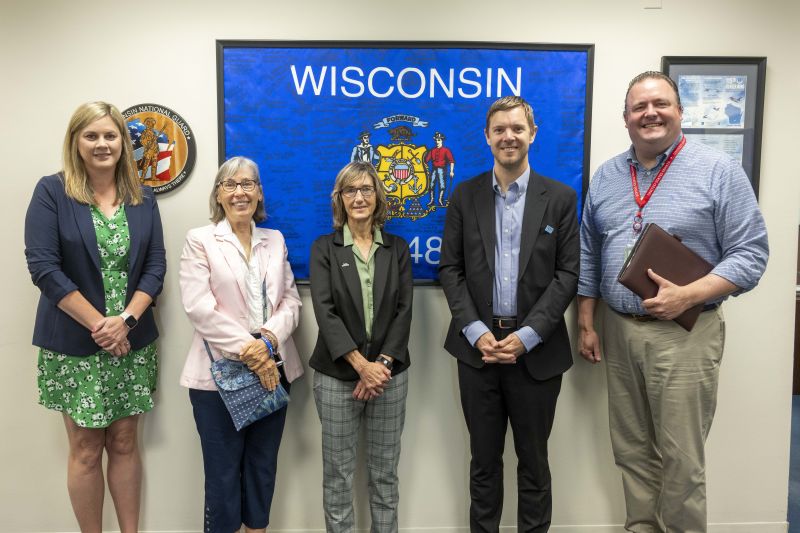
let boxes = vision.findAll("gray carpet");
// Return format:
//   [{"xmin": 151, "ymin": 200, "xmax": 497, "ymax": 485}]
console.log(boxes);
[{"xmin": 789, "ymin": 396, "xmax": 800, "ymax": 531}]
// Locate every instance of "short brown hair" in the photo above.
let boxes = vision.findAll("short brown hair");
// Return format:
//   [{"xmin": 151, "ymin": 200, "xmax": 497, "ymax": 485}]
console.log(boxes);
[
  {"xmin": 209, "ymin": 156, "xmax": 266, "ymax": 224},
  {"xmin": 330, "ymin": 161, "xmax": 387, "ymax": 230},
  {"xmin": 62, "ymin": 101, "xmax": 142, "ymax": 205},
  {"xmin": 624, "ymin": 71, "xmax": 683, "ymax": 116},
  {"xmin": 485, "ymin": 95, "xmax": 536, "ymax": 132}
]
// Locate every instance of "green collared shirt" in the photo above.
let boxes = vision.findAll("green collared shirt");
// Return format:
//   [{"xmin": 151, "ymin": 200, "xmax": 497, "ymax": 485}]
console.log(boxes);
[{"xmin": 343, "ymin": 223, "xmax": 383, "ymax": 340}]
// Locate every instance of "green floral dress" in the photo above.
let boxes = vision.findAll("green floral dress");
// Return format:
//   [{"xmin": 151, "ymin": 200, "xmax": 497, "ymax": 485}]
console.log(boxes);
[{"xmin": 37, "ymin": 205, "xmax": 158, "ymax": 428}]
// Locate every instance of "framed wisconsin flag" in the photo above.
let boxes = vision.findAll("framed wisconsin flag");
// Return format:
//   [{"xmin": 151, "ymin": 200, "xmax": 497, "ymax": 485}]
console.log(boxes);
[{"xmin": 217, "ymin": 41, "xmax": 594, "ymax": 282}]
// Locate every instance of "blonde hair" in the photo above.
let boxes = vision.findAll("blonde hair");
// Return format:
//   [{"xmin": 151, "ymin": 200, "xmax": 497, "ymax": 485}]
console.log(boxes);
[
  {"xmin": 209, "ymin": 156, "xmax": 266, "ymax": 224},
  {"xmin": 62, "ymin": 102, "xmax": 142, "ymax": 205},
  {"xmin": 330, "ymin": 161, "xmax": 387, "ymax": 230},
  {"xmin": 485, "ymin": 95, "xmax": 537, "ymax": 132}
]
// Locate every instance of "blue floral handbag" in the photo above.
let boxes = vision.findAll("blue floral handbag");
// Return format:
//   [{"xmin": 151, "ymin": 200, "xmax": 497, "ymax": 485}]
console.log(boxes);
[{"xmin": 204, "ymin": 340, "xmax": 289, "ymax": 431}]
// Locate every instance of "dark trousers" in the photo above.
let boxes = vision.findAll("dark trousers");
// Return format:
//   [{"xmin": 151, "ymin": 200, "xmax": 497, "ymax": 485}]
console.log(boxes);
[
  {"xmin": 189, "ymin": 378, "xmax": 290, "ymax": 533},
  {"xmin": 457, "ymin": 360, "xmax": 561, "ymax": 533}
]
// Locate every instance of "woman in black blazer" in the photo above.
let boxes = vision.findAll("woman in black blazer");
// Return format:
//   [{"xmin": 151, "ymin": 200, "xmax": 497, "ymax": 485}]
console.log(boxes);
[
  {"xmin": 24, "ymin": 102, "xmax": 165, "ymax": 533},
  {"xmin": 309, "ymin": 161, "xmax": 412, "ymax": 532}
]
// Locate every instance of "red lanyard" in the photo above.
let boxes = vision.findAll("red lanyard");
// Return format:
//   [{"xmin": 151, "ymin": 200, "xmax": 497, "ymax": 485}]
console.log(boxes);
[{"xmin": 629, "ymin": 136, "xmax": 686, "ymax": 233}]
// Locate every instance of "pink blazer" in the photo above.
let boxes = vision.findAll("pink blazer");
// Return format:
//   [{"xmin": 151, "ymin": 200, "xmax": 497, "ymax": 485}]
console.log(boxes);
[{"xmin": 179, "ymin": 222, "xmax": 304, "ymax": 390}]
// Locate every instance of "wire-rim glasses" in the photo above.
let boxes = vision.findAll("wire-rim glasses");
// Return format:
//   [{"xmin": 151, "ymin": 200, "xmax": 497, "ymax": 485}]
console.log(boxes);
[
  {"xmin": 218, "ymin": 179, "xmax": 258, "ymax": 193},
  {"xmin": 340, "ymin": 186, "xmax": 376, "ymax": 199}
]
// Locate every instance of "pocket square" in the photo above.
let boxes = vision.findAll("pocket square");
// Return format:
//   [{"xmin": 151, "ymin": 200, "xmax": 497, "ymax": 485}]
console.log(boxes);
[{"xmin": 544, "ymin": 225, "xmax": 554, "ymax": 234}]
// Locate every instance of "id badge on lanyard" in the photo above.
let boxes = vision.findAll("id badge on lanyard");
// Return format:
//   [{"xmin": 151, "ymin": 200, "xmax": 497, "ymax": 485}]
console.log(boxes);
[
  {"xmin": 623, "ymin": 241, "xmax": 636, "ymax": 264},
  {"xmin": 628, "ymin": 136, "xmax": 686, "ymax": 245}
]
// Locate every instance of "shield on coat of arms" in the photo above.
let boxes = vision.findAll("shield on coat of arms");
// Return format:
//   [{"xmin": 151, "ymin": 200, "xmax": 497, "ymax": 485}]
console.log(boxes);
[{"xmin": 376, "ymin": 143, "xmax": 429, "ymax": 215}]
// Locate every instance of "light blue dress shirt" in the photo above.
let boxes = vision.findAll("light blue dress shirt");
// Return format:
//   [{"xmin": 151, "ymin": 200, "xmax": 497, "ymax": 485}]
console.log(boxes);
[
  {"xmin": 462, "ymin": 168, "xmax": 542, "ymax": 351},
  {"xmin": 578, "ymin": 135, "xmax": 769, "ymax": 314}
]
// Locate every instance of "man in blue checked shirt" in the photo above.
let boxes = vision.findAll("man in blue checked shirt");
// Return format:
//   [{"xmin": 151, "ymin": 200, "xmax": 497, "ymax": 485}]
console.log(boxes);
[
  {"xmin": 440, "ymin": 95, "xmax": 579, "ymax": 532},
  {"xmin": 578, "ymin": 71, "xmax": 768, "ymax": 533}
]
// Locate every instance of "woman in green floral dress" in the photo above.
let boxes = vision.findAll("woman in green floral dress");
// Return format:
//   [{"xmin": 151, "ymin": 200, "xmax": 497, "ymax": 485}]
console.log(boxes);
[{"xmin": 25, "ymin": 102, "xmax": 166, "ymax": 533}]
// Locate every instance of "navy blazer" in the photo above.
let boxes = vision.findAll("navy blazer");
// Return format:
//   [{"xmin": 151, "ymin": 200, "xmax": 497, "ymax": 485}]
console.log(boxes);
[
  {"xmin": 309, "ymin": 229, "xmax": 413, "ymax": 381},
  {"xmin": 25, "ymin": 173, "xmax": 166, "ymax": 355}
]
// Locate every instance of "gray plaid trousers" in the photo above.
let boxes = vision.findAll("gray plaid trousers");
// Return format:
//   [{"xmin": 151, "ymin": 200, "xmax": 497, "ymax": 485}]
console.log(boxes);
[{"xmin": 313, "ymin": 370, "xmax": 409, "ymax": 533}]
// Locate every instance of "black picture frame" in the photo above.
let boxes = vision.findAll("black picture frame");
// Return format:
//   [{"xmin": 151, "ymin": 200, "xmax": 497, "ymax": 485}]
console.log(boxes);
[
  {"xmin": 217, "ymin": 40, "xmax": 595, "ymax": 283},
  {"xmin": 662, "ymin": 56, "xmax": 766, "ymax": 197}
]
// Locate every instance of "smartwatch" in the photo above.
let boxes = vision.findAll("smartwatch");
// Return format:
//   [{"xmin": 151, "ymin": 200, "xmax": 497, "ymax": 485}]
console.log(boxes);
[{"xmin": 120, "ymin": 312, "xmax": 138, "ymax": 330}]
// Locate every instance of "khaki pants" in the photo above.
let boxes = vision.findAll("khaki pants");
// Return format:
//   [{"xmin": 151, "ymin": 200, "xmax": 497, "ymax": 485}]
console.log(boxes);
[{"xmin": 602, "ymin": 303, "xmax": 725, "ymax": 533}]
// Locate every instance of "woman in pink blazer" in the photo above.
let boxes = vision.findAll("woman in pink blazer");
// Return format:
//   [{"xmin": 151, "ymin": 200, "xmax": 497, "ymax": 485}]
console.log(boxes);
[{"xmin": 179, "ymin": 156, "xmax": 303, "ymax": 533}]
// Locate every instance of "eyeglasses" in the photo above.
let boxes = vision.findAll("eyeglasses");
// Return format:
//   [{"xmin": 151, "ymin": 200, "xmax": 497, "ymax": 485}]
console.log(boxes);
[
  {"xmin": 218, "ymin": 179, "xmax": 258, "ymax": 193},
  {"xmin": 340, "ymin": 186, "xmax": 375, "ymax": 198}
]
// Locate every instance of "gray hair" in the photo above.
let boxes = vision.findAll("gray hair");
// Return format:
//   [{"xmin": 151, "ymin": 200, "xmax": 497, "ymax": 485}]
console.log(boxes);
[{"xmin": 209, "ymin": 156, "xmax": 266, "ymax": 223}]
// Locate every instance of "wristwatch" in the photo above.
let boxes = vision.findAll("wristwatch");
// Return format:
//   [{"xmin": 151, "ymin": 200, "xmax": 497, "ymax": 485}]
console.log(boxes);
[
  {"xmin": 120, "ymin": 312, "xmax": 138, "ymax": 330},
  {"xmin": 376, "ymin": 355, "xmax": 394, "ymax": 371}
]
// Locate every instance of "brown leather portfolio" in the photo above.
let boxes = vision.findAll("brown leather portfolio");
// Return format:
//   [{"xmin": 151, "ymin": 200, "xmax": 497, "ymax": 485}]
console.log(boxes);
[{"xmin": 617, "ymin": 222, "xmax": 713, "ymax": 331}]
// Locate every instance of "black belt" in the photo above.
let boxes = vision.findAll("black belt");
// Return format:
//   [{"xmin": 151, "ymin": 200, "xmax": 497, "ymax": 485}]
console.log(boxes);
[
  {"xmin": 616, "ymin": 303, "xmax": 719, "ymax": 322},
  {"xmin": 491, "ymin": 316, "xmax": 517, "ymax": 329}
]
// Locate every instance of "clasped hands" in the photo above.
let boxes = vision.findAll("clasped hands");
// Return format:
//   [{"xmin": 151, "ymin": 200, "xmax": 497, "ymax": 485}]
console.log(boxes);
[
  {"xmin": 240, "ymin": 335, "xmax": 280, "ymax": 391},
  {"xmin": 92, "ymin": 316, "xmax": 131, "ymax": 357},
  {"xmin": 353, "ymin": 353, "xmax": 392, "ymax": 401},
  {"xmin": 476, "ymin": 332, "xmax": 526, "ymax": 364}
]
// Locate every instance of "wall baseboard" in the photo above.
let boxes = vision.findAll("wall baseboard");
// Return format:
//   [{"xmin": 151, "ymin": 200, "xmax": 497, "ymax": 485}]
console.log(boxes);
[
  {"xmin": 391, "ymin": 524, "xmax": 789, "ymax": 533},
  {"xmin": 36, "ymin": 523, "xmax": 789, "ymax": 533}
]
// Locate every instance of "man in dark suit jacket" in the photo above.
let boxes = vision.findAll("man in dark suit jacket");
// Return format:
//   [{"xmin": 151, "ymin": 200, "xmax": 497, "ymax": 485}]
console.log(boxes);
[{"xmin": 439, "ymin": 96, "xmax": 579, "ymax": 532}]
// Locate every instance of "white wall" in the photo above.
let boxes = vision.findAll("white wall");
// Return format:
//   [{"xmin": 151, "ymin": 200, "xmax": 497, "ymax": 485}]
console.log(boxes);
[{"xmin": 1, "ymin": 0, "xmax": 798, "ymax": 531}]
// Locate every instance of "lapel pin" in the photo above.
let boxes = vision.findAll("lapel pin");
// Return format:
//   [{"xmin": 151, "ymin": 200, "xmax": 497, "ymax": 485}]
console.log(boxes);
[
  {"xmin": 341, "ymin": 262, "xmax": 350, "ymax": 268},
  {"xmin": 544, "ymin": 225, "xmax": 554, "ymax": 234}
]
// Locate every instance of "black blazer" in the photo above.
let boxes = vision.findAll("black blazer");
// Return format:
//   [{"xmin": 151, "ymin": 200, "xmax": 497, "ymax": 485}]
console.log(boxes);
[
  {"xmin": 439, "ymin": 170, "xmax": 579, "ymax": 380},
  {"xmin": 25, "ymin": 173, "xmax": 166, "ymax": 355},
  {"xmin": 309, "ymin": 229, "xmax": 413, "ymax": 381}
]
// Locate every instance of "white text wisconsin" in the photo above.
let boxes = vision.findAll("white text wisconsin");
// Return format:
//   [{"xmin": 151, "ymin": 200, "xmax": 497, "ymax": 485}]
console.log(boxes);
[{"xmin": 290, "ymin": 65, "xmax": 522, "ymax": 99}]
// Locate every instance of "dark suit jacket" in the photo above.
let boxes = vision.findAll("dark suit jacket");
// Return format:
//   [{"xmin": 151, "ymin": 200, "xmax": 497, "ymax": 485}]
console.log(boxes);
[
  {"xmin": 309, "ymin": 229, "xmax": 413, "ymax": 381},
  {"xmin": 439, "ymin": 170, "xmax": 579, "ymax": 380},
  {"xmin": 25, "ymin": 173, "xmax": 166, "ymax": 355}
]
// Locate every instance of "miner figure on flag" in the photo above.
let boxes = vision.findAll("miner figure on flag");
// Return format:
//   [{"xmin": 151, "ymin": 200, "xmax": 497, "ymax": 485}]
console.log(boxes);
[{"xmin": 424, "ymin": 131, "xmax": 455, "ymax": 207}]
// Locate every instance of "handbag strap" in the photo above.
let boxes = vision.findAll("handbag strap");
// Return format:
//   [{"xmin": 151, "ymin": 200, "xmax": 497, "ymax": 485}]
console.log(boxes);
[
  {"xmin": 262, "ymin": 279, "xmax": 270, "ymax": 323},
  {"xmin": 202, "ymin": 340, "xmax": 217, "ymax": 364}
]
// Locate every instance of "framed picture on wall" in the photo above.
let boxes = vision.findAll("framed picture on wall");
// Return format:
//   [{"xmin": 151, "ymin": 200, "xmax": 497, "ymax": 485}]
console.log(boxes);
[{"xmin": 662, "ymin": 56, "xmax": 766, "ymax": 198}]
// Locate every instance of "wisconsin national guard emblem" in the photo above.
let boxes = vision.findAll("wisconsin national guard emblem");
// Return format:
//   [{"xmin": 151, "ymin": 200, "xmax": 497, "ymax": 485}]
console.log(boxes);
[{"xmin": 122, "ymin": 103, "xmax": 197, "ymax": 194}]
